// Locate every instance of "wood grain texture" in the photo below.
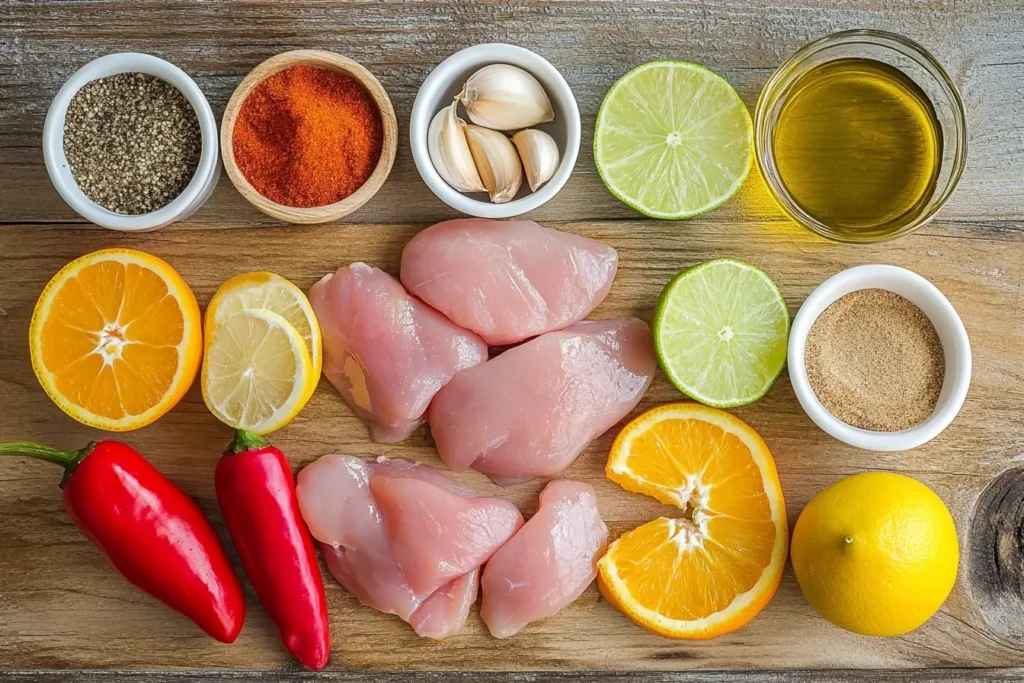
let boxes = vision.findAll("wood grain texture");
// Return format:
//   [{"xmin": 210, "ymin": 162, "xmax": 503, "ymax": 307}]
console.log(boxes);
[
  {"xmin": 2, "ymin": 0, "xmax": 1024, "ymax": 680},
  {"xmin": 2, "ymin": 0, "xmax": 1024, "ymax": 228},
  {"xmin": 7, "ymin": 670, "xmax": 1024, "ymax": 683},
  {"xmin": 5, "ymin": 671, "xmax": 1024, "ymax": 683},
  {"xmin": 967, "ymin": 469, "xmax": 1024, "ymax": 641},
  {"xmin": 1, "ymin": 219, "xmax": 1024, "ymax": 675}
]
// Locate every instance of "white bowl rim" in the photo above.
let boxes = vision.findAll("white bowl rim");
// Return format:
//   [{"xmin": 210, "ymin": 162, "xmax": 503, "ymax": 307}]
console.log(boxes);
[
  {"xmin": 788, "ymin": 264, "xmax": 972, "ymax": 452},
  {"xmin": 42, "ymin": 52, "xmax": 219, "ymax": 231},
  {"xmin": 409, "ymin": 43, "xmax": 581, "ymax": 219}
]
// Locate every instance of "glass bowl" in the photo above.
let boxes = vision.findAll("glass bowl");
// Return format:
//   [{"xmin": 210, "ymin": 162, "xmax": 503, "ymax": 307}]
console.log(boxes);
[{"xmin": 755, "ymin": 30, "xmax": 967, "ymax": 244}]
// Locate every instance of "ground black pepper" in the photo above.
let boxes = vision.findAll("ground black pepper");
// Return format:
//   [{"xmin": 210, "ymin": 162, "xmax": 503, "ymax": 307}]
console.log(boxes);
[{"xmin": 63, "ymin": 72, "xmax": 201, "ymax": 215}]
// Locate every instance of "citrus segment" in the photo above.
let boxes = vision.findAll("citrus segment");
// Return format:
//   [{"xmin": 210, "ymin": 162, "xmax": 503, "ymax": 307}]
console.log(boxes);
[
  {"xmin": 600, "ymin": 403, "xmax": 787, "ymax": 639},
  {"xmin": 653, "ymin": 259, "xmax": 789, "ymax": 407},
  {"xmin": 205, "ymin": 271, "xmax": 322, "ymax": 379},
  {"xmin": 202, "ymin": 308, "xmax": 314, "ymax": 435},
  {"xmin": 594, "ymin": 61, "xmax": 753, "ymax": 219},
  {"xmin": 30, "ymin": 249, "xmax": 201, "ymax": 431}
]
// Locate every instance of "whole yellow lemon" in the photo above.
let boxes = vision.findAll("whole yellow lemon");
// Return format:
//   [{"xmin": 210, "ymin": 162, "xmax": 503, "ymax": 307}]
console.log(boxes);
[{"xmin": 791, "ymin": 472, "xmax": 958, "ymax": 636}]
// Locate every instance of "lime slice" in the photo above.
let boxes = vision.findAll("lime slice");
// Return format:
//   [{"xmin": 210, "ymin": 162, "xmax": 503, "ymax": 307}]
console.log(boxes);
[
  {"xmin": 653, "ymin": 259, "xmax": 789, "ymax": 407},
  {"xmin": 594, "ymin": 61, "xmax": 753, "ymax": 219}
]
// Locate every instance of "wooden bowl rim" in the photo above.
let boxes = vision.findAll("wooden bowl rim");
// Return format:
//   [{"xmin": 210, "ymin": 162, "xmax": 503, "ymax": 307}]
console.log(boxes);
[{"xmin": 220, "ymin": 49, "xmax": 398, "ymax": 224}]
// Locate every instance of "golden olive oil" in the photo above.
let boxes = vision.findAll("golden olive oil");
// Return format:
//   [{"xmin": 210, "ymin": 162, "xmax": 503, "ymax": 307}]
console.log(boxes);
[{"xmin": 772, "ymin": 58, "xmax": 942, "ymax": 239}]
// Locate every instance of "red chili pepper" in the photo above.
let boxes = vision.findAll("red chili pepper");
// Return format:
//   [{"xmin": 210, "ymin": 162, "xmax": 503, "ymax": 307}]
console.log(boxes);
[
  {"xmin": 0, "ymin": 440, "xmax": 246, "ymax": 643},
  {"xmin": 215, "ymin": 430, "xmax": 330, "ymax": 670}
]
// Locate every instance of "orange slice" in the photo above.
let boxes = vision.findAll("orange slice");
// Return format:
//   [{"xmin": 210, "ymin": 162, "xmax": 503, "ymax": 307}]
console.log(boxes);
[
  {"xmin": 599, "ymin": 403, "xmax": 788, "ymax": 639},
  {"xmin": 29, "ymin": 248, "xmax": 202, "ymax": 431}
]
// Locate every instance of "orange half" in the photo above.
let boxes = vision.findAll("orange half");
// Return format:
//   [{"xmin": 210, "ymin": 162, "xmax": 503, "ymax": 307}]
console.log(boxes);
[
  {"xmin": 599, "ymin": 403, "xmax": 788, "ymax": 639},
  {"xmin": 29, "ymin": 248, "xmax": 202, "ymax": 431}
]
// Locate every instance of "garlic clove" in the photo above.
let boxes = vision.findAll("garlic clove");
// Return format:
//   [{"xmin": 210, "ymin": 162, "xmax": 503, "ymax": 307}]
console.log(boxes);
[
  {"xmin": 465, "ymin": 125, "xmax": 523, "ymax": 203},
  {"xmin": 460, "ymin": 64, "xmax": 555, "ymax": 131},
  {"xmin": 511, "ymin": 129, "xmax": 560, "ymax": 192},
  {"xmin": 428, "ymin": 102, "xmax": 486, "ymax": 193}
]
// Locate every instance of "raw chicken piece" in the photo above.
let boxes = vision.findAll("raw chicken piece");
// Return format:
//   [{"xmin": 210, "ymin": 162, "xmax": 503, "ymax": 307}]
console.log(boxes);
[
  {"xmin": 299, "ymin": 456, "xmax": 419, "ymax": 620},
  {"xmin": 296, "ymin": 454, "xmax": 522, "ymax": 639},
  {"xmin": 309, "ymin": 263, "xmax": 488, "ymax": 442},
  {"xmin": 401, "ymin": 218, "xmax": 619, "ymax": 345},
  {"xmin": 408, "ymin": 568, "xmax": 479, "ymax": 640},
  {"xmin": 371, "ymin": 474, "xmax": 523, "ymax": 594},
  {"xmin": 429, "ymin": 319, "xmax": 656, "ymax": 484},
  {"xmin": 481, "ymin": 480, "xmax": 608, "ymax": 638},
  {"xmin": 320, "ymin": 547, "xmax": 479, "ymax": 640}
]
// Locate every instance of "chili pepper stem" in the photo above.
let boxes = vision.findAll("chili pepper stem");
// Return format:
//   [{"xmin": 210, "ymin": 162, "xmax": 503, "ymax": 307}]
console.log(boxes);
[
  {"xmin": 0, "ymin": 441, "xmax": 95, "ymax": 487},
  {"xmin": 226, "ymin": 429, "xmax": 269, "ymax": 455}
]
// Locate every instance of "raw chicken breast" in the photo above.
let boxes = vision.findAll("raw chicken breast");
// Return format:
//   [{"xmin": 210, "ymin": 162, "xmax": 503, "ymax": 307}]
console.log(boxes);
[
  {"xmin": 481, "ymin": 480, "xmax": 608, "ymax": 638},
  {"xmin": 401, "ymin": 218, "xmax": 619, "ymax": 345},
  {"xmin": 320, "ymin": 548, "xmax": 479, "ymax": 640},
  {"xmin": 408, "ymin": 568, "xmax": 479, "ymax": 640},
  {"xmin": 371, "ymin": 474, "xmax": 523, "ymax": 594},
  {"xmin": 309, "ymin": 263, "xmax": 488, "ymax": 442},
  {"xmin": 299, "ymin": 455, "xmax": 421, "ymax": 620},
  {"xmin": 296, "ymin": 454, "xmax": 522, "ymax": 638},
  {"xmin": 429, "ymin": 319, "xmax": 657, "ymax": 484}
]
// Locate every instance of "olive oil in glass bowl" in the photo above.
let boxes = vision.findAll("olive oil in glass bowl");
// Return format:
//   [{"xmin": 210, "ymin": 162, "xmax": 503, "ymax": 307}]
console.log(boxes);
[{"xmin": 755, "ymin": 30, "xmax": 966, "ymax": 243}]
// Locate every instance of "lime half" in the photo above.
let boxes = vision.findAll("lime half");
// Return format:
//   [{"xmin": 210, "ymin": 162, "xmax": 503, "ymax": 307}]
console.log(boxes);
[
  {"xmin": 653, "ymin": 259, "xmax": 789, "ymax": 407},
  {"xmin": 595, "ymin": 61, "xmax": 753, "ymax": 219}
]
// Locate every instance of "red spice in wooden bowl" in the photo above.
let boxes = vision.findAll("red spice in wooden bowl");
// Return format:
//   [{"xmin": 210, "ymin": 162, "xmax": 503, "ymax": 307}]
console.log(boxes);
[{"xmin": 232, "ymin": 65, "xmax": 383, "ymax": 208}]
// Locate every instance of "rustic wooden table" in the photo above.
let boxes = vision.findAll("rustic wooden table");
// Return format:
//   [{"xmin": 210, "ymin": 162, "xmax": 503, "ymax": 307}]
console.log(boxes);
[{"xmin": 2, "ymin": 1, "xmax": 1024, "ymax": 681}]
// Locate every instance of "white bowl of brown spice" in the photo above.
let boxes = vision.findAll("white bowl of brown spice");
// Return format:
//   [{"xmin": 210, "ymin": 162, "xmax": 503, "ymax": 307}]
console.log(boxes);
[{"xmin": 789, "ymin": 265, "xmax": 971, "ymax": 451}]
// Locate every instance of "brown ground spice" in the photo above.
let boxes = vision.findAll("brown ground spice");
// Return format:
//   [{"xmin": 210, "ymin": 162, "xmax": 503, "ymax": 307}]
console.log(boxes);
[{"xmin": 805, "ymin": 289, "xmax": 945, "ymax": 432}]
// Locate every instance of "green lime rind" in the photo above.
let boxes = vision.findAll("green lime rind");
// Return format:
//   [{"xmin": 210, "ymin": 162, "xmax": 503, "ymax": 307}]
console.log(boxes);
[
  {"xmin": 594, "ymin": 61, "xmax": 753, "ymax": 221},
  {"xmin": 652, "ymin": 259, "xmax": 790, "ymax": 408}
]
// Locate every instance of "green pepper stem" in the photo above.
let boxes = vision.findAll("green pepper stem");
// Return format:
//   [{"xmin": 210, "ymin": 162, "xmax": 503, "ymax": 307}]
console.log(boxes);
[
  {"xmin": 226, "ymin": 429, "xmax": 270, "ymax": 455},
  {"xmin": 0, "ymin": 441, "xmax": 95, "ymax": 487}
]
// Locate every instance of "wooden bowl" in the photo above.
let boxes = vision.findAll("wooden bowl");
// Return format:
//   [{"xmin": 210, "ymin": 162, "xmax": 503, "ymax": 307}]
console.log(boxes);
[{"xmin": 220, "ymin": 50, "xmax": 398, "ymax": 224}]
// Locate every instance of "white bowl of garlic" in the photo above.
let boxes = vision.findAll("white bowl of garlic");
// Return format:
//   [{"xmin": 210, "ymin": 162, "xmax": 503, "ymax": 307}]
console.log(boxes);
[{"xmin": 410, "ymin": 43, "xmax": 581, "ymax": 218}]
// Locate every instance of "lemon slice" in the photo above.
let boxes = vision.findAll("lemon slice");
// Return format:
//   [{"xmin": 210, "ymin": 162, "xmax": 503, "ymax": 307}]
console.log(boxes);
[
  {"xmin": 202, "ymin": 308, "xmax": 315, "ymax": 434},
  {"xmin": 206, "ymin": 272, "xmax": 322, "ymax": 379},
  {"xmin": 594, "ymin": 61, "xmax": 753, "ymax": 219}
]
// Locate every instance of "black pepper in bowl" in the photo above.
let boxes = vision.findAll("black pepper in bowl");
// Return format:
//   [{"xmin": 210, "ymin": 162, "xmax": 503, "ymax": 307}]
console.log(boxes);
[{"xmin": 63, "ymin": 72, "xmax": 202, "ymax": 215}]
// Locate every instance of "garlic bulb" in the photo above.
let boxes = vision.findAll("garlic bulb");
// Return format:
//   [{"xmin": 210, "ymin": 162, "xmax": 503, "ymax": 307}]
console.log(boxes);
[
  {"xmin": 427, "ymin": 102, "xmax": 486, "ymax": 193},
  {"xmin": 465, "ymin": 125, "xmax": 522, "ymax": 203},
  {"xmin": 460, "ymin": 64, "xmax": 555, "ymax": 131},
  {"xmin": 511, "ymin": 129, "xmax": 559, "ymax": 192}
]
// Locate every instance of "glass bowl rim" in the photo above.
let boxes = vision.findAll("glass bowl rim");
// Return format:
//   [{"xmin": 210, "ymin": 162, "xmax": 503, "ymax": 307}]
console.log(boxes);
[{"xmin": 754, "ymin": 29, "xmax": 968, "ymax": 244}]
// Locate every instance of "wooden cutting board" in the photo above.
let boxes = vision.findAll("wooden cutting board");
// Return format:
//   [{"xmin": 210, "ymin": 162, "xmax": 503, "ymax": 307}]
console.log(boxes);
[{"xmin": 2, "ymin": 2, "xmax": 1024, "ymax": 681}]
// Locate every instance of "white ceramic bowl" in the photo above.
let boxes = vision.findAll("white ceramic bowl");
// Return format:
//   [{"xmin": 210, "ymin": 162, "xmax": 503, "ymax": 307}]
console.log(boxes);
[
  {"xmin": 410, "ymin": 43, "xmax": 580, "ymax": 218},
  {"xmin": 788, "ymin": 265, "xmax": 971, "ymax": 451},
  {"xmin": 43, "ymin": 53, "xmax": 220, "ymax": 231}
]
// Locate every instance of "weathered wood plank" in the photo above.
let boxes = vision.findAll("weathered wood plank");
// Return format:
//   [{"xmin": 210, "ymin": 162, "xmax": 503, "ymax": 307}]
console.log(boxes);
[
  {"xmin": 1, "ymin": 219, "xmax": 1022, "ymax": 672},
  {"xmin": 3, "ymin": 669, "xmax": 1024, "ymax": 683},
  {"xmin": 4, "ymin": 0, "xmax": 1024, "ymax": 677},
  {"xmin": 2, "ymin": 0, "xmax": 1024, "ymax": 226}
]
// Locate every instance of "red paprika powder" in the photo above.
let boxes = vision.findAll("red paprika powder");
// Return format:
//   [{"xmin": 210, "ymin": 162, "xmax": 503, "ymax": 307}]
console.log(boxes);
[{"xmin": 233, "ymin": 65, "xmax": 383, "ymax": 208}]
